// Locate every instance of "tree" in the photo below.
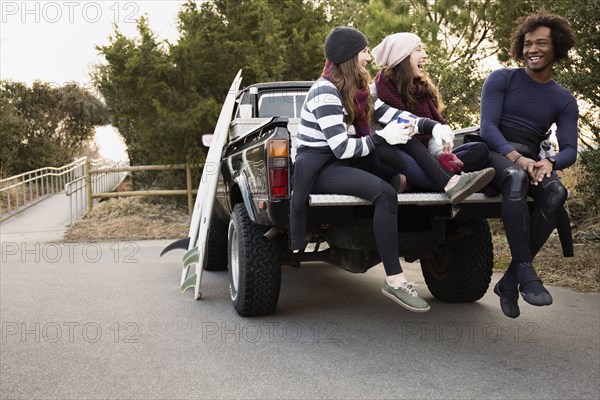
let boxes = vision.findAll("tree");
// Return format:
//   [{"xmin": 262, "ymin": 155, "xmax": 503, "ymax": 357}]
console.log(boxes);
[
  {"xmin": 93, "ymin": 18, "xmax": 184, "ymax": 168},
  {"xmin": 543, "ymin": 0, "xmax": 599, "ymax": 149},
  {"xmin": 550, "ymin": 0, "xmax": 600, "ymax": 210},
  {"xmin": 94, "ymin": 0, "xmax": 332, "ymax": 173},
  {"xmin": 174, "ymin": 0, "xmax": 330, "ymax": 93},
  {"xmin": 0, "ymin": 94, "xmax": 27, "ymax": 177},
  {"xmin": 358, "ymin": 0, "xmax": 508, "ymax": 128},
  {"xmin": 310, "ymin": 0, "xmax": 370, "ymax": 25},
  {"xmin": 0, "ymin": 80, "xmax": 109, "ymax": 175}
]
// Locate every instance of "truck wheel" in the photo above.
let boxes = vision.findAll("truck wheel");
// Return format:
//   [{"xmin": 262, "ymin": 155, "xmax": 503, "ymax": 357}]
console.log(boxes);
[
  {"xmin": 203, "ymin": 216, "xmax": 228, "ymax": 271},
  {"xmin": 227, "ymin": 203, "xmax": 281, "ymax": 316},
  {"xmin": 421, "ymin": 219, "xmax": 493, "ymax": 303}
]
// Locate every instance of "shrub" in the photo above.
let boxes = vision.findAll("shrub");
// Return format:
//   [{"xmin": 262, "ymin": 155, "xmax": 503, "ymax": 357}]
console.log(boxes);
[{"xmin": 576, "ymin": 148, "xmax": 600, "ymax": 214}]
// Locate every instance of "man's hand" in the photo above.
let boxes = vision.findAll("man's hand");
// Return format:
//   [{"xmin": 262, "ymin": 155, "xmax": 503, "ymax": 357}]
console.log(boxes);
[
  {"xmin": 514, "ymin": 156, "xmax": 543, "ymax": 185},
  {"xmin": 530, "ymin": 159, "xmax": 553, "ymax": 185}
]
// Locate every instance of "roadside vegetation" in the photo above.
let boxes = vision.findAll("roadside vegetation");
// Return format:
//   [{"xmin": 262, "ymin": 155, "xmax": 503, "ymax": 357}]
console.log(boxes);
[{"xmin": 65, "ymin": 197, "xmax": 189, "ymax": 241}]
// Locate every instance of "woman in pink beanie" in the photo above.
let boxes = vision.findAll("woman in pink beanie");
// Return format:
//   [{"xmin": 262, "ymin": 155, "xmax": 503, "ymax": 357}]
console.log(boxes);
[{"xmin": 371, "ymin": 33, "xmax": 490, "ymax": 191}]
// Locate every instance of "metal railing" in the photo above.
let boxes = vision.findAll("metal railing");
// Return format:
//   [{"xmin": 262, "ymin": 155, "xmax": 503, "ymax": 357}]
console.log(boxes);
[
  {"xmin": 65, "ymin": 159, "xmax": 128, "ymax": 224},
  {"xmin": 0, "ymin": 158, "xmax": 128, "ymax": 224},
  {"xmin": 2, "ymin": 158, "xmax": 202, "ymax": 225},
  {"xmin": 0, "ymin": 158, "xmax": 87, "ymax": 221}
]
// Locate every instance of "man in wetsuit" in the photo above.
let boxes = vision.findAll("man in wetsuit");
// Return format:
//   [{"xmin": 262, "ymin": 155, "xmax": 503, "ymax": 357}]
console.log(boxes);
[{"xmin": 480, "ymin": 12, "xmax": 579, "ymax": 318}]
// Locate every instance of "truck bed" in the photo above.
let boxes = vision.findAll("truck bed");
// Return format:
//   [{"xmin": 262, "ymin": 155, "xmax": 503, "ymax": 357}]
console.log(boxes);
[{"xmin": 229, "ymin": 117, "xmax": 501, "ymax": 209}]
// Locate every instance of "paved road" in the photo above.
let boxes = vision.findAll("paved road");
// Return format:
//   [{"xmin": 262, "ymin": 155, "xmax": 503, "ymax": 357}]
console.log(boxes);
[{"xmin": 1, "ymin": 198, "xmax": 599, "ymax": 399}]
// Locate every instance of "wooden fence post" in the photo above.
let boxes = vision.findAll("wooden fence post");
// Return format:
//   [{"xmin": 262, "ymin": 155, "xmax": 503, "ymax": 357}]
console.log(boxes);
[{"xmin": 186, "ymin": 163, "xmax": 193, "ymax": 215}]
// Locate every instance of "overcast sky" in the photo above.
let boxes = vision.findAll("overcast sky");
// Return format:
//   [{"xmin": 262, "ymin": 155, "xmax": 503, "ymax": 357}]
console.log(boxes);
[{"xmin": 0, "ymin": 1, "xmax": 187, "ymax": 86}]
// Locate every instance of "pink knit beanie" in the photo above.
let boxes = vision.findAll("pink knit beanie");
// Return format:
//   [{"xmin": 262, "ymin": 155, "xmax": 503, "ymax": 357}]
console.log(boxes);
[{"xmin": 372, "ymin": 33, "xmax": 421, "ymax": 68}]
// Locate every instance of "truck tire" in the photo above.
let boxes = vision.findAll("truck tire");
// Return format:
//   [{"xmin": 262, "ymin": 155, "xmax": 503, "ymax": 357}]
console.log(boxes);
[
  {"xmin": 203, "ymin": 216, "xmax": 228, "ymax": 271},
  {"xmin": 421, "ymin": 219, "xmax": 493, "ymax": 303},
  {"xmin": 227, "ymin": 203, "xmax": 281, "ymax": 316}
]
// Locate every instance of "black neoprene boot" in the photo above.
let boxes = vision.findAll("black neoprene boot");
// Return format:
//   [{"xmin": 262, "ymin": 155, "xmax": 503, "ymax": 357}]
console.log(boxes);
[
  {"xmin": 494, "ymin": 268, "xmax": 520, "ymax": 318},
  {"xmin": 515, "ymin": 261, "xmax": 553, "ymax": 306}
]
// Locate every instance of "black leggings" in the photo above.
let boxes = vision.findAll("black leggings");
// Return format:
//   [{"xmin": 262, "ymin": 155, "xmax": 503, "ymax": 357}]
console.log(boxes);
[
  {"xmin": 291, "ymin": 149, "xmax": 403, "ymax": 275},
  {"xmin": 487, "ymin": 151, "xmax": 568, "ymax": 263}
]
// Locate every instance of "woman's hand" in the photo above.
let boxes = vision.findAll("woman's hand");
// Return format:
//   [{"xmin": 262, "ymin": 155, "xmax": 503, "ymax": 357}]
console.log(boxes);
[
  {"xmin": 375, "ymin": 121, "xmax": 412, "ymax": 145},
  {"xmin": 438, "ymin": 153, "xmax": 463, "ymax": 173},
  {"xmin": 432, "ymin": 124, "xmax": 455, "ymax": 148}
]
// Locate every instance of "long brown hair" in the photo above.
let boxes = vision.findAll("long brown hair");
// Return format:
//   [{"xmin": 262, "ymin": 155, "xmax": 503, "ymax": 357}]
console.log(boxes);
[
  {"xmin": 384, "ymin": 57, "xmax": 445, "ymax": 112},
  {"xmin": 326, "ymin": 56, "xmax": 373, "ymax": 124}
]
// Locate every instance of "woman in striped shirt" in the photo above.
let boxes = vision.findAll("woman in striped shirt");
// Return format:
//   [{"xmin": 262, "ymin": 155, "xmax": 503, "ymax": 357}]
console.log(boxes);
[{"xmin": 290, "ymin": 27, "xmax": 493, "ymax": 312}]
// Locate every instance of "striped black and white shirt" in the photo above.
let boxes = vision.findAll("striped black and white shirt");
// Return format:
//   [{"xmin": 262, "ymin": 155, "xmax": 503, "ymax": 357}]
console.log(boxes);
[{"xmin": 297, "ymin": 78, "xmax": 434, "ymax": 159}]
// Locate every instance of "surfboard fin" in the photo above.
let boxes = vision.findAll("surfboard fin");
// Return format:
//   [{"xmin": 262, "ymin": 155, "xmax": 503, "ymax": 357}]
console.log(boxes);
[
  {"xmin": 160, "ymin": 237, "xmax": 190, "ymax": 256},
  {"xmin": 181, "ymin": 274, "xmax": 197, "ymax": 293},
  {"xmin": 183, "ymin": 247, "xmax": 199, "ymax": 268}
]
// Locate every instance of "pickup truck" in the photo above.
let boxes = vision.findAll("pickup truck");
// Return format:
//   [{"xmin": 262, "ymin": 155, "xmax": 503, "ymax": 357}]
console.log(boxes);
[{"xmin": 205, "ymin": 81, "xmax": 502, "ymax": 317}]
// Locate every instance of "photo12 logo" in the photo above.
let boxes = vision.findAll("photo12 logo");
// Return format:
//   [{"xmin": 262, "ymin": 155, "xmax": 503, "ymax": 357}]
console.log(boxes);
[
  {"xmin": 1, "ymin": 1, "xmax": 140, "ymax": 24},
  {"xmin": 201, "ymin": 322, "xmax": 340, "ymax": 344},
  {"xmin": 399, "ymin": 321, "xmax": 541, "ymax": 344},
  {"xmin": 2, "ymin": 321, "xmax": 140, "ymax": 344},
  {"xmin": 1, "ymin": 242, "xmax": 140, "ymax": 264}
]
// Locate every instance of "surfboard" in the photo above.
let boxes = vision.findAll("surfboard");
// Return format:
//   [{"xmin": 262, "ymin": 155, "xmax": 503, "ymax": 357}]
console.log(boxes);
[{"xmin": 181, "ymin": 69, "xmax": 243, "ymax": 299}]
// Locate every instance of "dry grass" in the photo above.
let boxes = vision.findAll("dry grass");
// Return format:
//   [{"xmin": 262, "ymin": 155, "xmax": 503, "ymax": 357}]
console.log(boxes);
[
  {"xmin": 65, "ymin": 197, "xmax": 190, "ymax": 241},
  {"xmin": 490, "ymin": 219, "xmax": 600, "ymax": 293}
]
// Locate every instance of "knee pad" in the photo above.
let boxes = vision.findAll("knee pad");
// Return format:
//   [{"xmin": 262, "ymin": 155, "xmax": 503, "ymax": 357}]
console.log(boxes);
[
  {"xmin": 541, "ymin": 180, "xmax": 568, "ymax": 215},
  {"xmin": 501, "ymin": 167, "xmax": 528, "ymax": 200}
]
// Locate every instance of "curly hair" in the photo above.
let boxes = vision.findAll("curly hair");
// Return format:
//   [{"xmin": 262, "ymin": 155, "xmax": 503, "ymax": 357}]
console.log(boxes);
[{"xmin": 510, "ymin": 11, "xmax": 576, "ymax": 62}]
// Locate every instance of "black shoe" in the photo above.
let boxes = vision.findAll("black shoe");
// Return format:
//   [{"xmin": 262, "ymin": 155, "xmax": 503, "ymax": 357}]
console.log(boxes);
[
  {"xmin": 515, "ymin": 262, "xmax": 553, "ymax": 306},
  {"xmin": 494, "ymin": 281, "xmax": 520, "ymax": 318}
]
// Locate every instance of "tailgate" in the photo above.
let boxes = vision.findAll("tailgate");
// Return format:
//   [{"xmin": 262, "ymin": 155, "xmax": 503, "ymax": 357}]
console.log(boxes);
[{"xmin": 308, "ymin": 192, "xmax": 502, "ymax": 206}]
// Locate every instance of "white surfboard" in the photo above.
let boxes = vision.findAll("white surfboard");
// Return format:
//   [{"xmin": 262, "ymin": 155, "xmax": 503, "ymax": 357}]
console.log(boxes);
[{"xmin": 181, "ymin": 70, "xmax": 243, "ymax": 299}]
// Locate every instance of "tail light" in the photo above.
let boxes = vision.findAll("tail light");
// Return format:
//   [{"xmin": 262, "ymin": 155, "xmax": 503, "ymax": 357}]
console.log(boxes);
[{"xmin": 267, "ymin": 138, "xmax": 290, "ymax": 199}]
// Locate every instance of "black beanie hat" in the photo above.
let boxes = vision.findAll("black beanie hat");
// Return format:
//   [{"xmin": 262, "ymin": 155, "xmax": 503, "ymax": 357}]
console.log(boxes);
[{"xmin": 324, "ymin": 26, "xmax": 369, "ymax": 65}]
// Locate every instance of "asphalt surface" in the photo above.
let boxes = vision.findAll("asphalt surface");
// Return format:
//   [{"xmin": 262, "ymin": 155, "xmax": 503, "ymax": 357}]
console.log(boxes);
[{"xmin": 1, "ymin": 196, "xmax": 599, "ymax": 399}]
